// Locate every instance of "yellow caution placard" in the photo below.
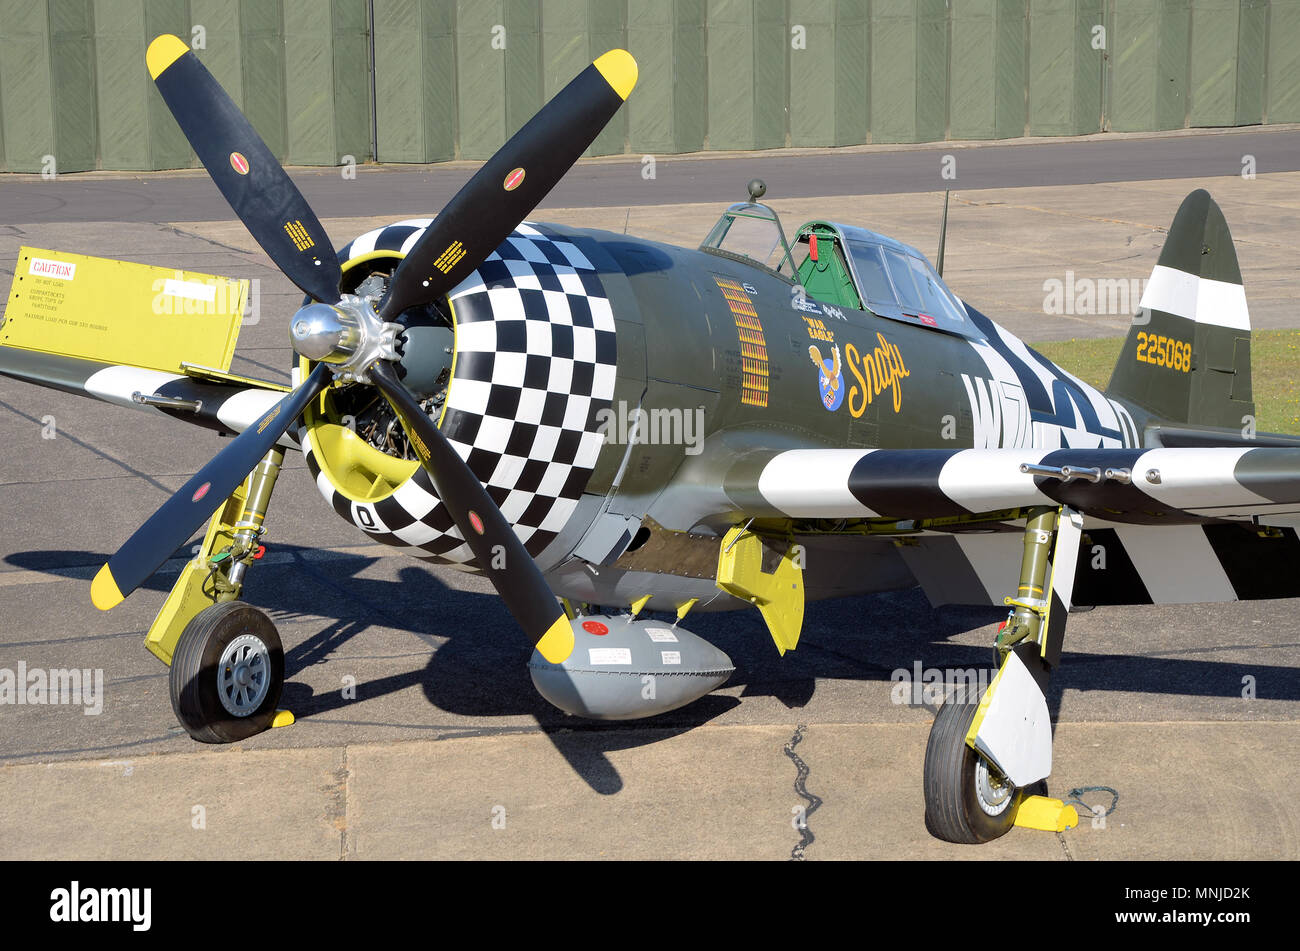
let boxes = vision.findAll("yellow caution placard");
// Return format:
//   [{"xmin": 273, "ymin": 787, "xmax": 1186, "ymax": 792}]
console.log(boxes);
[{"xmin": 1, "ymin": 247, "xmax": 247, "ymax": 373}]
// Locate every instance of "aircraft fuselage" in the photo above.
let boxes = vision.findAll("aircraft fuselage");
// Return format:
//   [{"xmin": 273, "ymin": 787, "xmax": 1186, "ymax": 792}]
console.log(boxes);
[{"xmin": 313, "ymin": 219, "xmax": 1147, "ymax": 613}]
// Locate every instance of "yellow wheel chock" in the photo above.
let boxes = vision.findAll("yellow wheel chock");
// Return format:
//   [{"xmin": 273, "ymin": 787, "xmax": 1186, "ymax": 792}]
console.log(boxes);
[{"xmin": 1013, "ymin": 796, "xmax": 1079, "ymax": 832}]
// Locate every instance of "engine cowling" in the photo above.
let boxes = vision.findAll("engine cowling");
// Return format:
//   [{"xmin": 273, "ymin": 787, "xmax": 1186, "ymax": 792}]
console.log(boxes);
[{"xmin": 298, "ymin": 219, "xmax": 619, "ymax": 569}]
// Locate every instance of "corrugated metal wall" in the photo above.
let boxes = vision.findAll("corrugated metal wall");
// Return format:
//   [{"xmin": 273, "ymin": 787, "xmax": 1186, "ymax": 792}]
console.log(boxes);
[{"xmin": 1, "ymin": 0, "xmax": 1298, "ymax": 172}]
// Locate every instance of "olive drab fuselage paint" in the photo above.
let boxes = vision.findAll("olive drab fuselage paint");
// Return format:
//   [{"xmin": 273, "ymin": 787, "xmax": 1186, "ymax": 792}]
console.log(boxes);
[
  {"xmin": 290, "ymin": 213, "xmax": 1150, "ymax": 612},
  {"xmin": 551, "ymin": 221, "xmax": 1144, "ymax": 507}
]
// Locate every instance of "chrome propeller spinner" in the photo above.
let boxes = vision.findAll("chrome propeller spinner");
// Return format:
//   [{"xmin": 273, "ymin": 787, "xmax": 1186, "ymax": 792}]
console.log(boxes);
[{"xmin": 289, "ymin": 293, "xmax": 403, "ymax": 383}]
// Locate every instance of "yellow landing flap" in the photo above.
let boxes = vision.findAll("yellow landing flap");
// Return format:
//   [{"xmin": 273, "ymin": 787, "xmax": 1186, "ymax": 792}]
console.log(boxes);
[
  {"xmin": 1014, "ymin": 796, "xmax": 1079, "ymax": 833},
  {"xmin": 2, "ymin": 246, "xmax": 246, "ymax": 373},
  {"xmin": 716, "ymin": 526, "xmax": 804, "ymax": 654}
]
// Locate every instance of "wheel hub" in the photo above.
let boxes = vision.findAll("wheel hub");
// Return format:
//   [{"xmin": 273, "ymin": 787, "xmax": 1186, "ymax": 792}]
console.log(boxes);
[
  {"xmin": 218, "ymin": 633, "xmax": 272, "ymax": 717},
  {"xmin": 974, "ymin": 757, "xmax": 1013, "ymax": 816}
]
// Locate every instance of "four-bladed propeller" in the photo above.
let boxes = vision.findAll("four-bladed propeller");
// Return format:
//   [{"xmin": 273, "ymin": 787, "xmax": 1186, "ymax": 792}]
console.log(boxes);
[{"xmin": 91, "ymin": 34, "xmax": 640, "ymax": 665}]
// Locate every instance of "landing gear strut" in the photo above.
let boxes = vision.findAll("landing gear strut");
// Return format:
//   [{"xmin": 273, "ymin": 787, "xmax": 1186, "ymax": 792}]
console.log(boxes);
[
  {"xmin": 147, "ymin": 447, "xmax": 290, "ymax": 742},
  {"xmin": 923, "ymin": 505, "xmax": 1081, "ymax": 843}
]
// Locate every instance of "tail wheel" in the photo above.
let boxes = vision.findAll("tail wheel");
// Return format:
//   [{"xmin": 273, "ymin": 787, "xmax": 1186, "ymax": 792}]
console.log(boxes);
[
  {"xmin": 169, "ymin": 601, "xmax": 284, "ymax": 744},
  {"xmin": 923, "ymin": 682, "xmax": 1023, "ymax": 843}
]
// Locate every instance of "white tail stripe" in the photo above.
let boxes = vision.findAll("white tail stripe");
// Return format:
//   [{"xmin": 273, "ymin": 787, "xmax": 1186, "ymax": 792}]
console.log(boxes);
[{"xmin": 1139, "ymin": 264, "xmax": 1250, "ymax": 331}]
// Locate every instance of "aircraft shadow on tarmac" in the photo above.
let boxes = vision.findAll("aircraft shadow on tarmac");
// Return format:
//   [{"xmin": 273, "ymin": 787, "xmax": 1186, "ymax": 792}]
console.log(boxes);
[{"xmin": 9, "ymin": 545, "xmax": 1298, "ymax": 794}]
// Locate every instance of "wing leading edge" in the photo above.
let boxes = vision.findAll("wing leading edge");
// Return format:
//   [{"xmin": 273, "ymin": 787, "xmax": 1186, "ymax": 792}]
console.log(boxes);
[
  {"xmin": 723, "ymin": 446, "xmax": 1300, "ymax": 609},
  {"xmin": 728, "ymin": 446, "xmax": 1300, "ymax": 527},
  {"xmin": 0, "ymin": 346, "xmax": 298, "ymax": 450}
]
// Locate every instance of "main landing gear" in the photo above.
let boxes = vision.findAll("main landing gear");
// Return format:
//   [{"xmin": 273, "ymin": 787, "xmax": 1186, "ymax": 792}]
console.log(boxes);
[
  {"xmin": 924, "ymin": 682, "xmax": 1022, "ymax": 843},
  {"xmin": 145, "ymin": 448, "xmax": 292, "ymax": 743},
  {"xmin": 923, "ymin": 505, "xmax": 1082, "ymax": 843}
]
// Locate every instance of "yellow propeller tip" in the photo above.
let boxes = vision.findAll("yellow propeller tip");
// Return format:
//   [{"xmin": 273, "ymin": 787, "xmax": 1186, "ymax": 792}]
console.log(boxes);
[
  {"xmin": 146, "ymin": 34, "xmax": 190, "ymax": 80},
  {"xmin": 594, "ymin": 49, "xmax": 638, "ymax": 101},
  {"xmin": 536, "ymin": 616, "xmax": 575, "ymax": 664},
  {"xmin": 90, "ymin": 564, "xmax": 124, "ymax": 611}
]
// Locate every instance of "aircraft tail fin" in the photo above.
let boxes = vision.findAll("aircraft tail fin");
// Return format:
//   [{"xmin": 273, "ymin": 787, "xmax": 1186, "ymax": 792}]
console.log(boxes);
[{"xmin": 1106, "ymin": 189, "xmax": 1254, "ymax": 434}]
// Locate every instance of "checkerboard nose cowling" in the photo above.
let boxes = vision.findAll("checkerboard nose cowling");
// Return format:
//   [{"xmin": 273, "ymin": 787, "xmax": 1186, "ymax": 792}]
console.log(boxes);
[{"xmin": 302, "ymin": 221, "xmax": 619, "ymax": 571}]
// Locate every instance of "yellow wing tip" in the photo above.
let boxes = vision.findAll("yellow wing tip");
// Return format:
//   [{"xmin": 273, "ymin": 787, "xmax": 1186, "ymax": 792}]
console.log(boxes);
[
  {"xmin": 594, "ymin": 49, "xmax": 638, "ymax": 101},
  {"xmin": 535, "ymin": 616, "xmax": 575, "ymax": 664},
  {"xmin": 147, "ymin": 34, "xmax": 190, "ymax": 80},
  {"xmin": 90, "ymin": 565, "xmax": 124, "ymax": 611}
]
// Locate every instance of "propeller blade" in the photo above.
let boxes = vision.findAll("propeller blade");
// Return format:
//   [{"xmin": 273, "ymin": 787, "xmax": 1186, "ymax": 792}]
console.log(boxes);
[
  {"xmin": 379, "ymin": 49, "xmax": 638, "ymax": 319},
  {"xmin": 91, "ymin": 363, "xmax": 333, "ymax": 610},
  {"xmin": 146, "ymin": 34, "xmax": 342, "ymax": 303},
  {"xmin": 368, "ymin": 362, "xmax": 574, "ymax": 664}
]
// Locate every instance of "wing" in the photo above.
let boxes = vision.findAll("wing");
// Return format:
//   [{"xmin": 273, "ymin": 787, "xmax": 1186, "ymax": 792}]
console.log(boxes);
[
  {"xmin": 728, "ymin": 446, "xmax": 1300, "ymax": 525},
  {"xmin": 0, "ymin": 345, "xmax": 299, "ymax": 449},
  {"xmin": 722, "ymin": 446, "xmax": 1300, "ymax": 608}
]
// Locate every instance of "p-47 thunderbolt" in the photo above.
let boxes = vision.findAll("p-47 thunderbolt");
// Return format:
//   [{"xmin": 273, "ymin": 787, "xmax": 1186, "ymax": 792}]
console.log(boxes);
[{"xmin": 4, "ymin": 35, "xmax": 1298, "ymax": 844}]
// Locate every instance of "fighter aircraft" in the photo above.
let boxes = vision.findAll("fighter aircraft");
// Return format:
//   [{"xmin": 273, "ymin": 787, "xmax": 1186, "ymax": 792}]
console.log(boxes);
[{"xmin": 3, "ymin": 35, "xmax": 1300, "ymax": 845}]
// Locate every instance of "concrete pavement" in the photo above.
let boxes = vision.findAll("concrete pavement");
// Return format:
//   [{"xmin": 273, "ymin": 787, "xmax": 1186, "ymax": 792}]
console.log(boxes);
[{"xmin": 3, "ymin": 722, "xmax": 1294, "ymax": 860}]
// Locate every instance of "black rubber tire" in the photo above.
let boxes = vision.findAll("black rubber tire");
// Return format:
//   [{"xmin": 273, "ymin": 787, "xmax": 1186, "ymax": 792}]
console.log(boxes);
[
  {"xmin": 923, "ymin": 682, "xmax": 1023, "ymax": 844},
  {"xmin": 169, "ymin": 601, "xmax": 283, "ymax": 744}
]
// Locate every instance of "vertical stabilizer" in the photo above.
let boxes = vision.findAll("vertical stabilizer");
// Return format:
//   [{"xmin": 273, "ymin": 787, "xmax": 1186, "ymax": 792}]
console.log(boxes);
[{"xmin": 1106, "ymin": 189, "xmax": 1253, "ymax": 431}]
